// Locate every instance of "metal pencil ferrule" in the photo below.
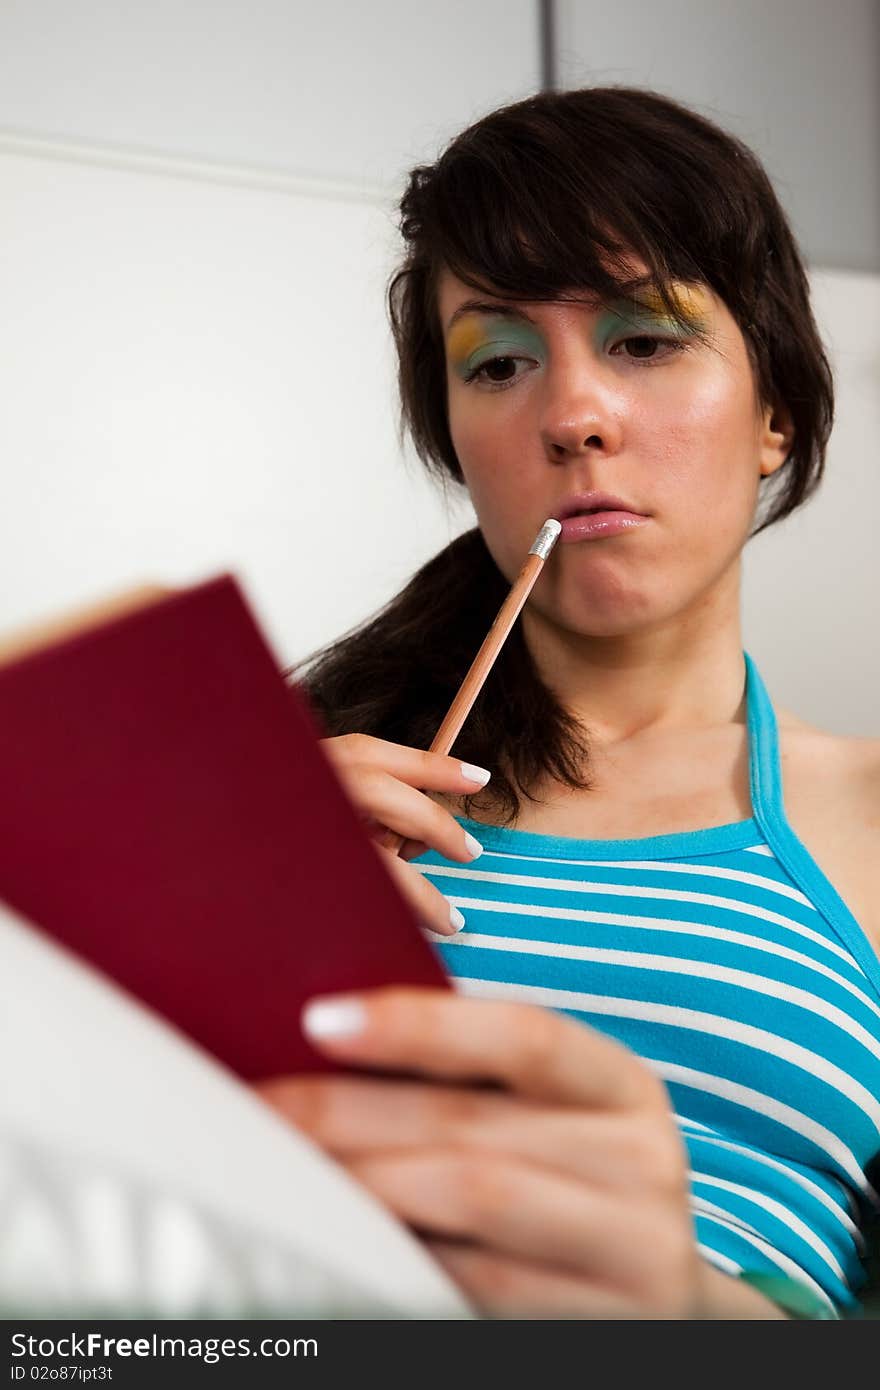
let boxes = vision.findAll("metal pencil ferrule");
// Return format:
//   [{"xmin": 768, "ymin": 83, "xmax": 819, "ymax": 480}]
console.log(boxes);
[{"xmin": 528, "ymin": 518, "xmax": 563, "ymax": 560}]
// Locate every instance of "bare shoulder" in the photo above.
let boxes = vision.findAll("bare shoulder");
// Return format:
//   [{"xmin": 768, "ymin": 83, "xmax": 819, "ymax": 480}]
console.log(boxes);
[{"xmin": 776, "ymin": 704, "xmax": 880, "ymax": 788}]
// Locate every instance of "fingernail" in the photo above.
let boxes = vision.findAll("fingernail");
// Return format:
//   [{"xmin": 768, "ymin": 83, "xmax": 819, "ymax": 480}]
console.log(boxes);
[
  {"xmin": 460, "ymin": 762, "xmax": 491, "ymax": 786},
  {"xmin": 301, "ymin": 996, "xmax": 366, "ymax": 1040},
  {"xmin": 449, "ymin": 905, "xmax": 466, "ymax": 933},
  {"xmin": 464, "ymin": 832, "xmax": 484, "ymax": 859}
]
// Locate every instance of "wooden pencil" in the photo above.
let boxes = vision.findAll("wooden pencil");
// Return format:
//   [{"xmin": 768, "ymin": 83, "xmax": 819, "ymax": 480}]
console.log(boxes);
[{"xmin": 377, "ymin": 518, "xmax": 562, "ymax": 856}]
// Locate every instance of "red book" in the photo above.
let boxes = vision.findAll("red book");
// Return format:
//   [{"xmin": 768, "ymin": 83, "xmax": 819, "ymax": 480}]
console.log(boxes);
[{"xmin": 0, "ymin": 574, "xmax": 450, "ymax": 1079}]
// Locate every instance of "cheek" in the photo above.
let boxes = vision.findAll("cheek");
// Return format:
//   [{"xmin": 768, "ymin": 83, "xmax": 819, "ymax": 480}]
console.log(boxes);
[
  {"xmin": 449, "ymin": 411, "xmax": 539, "ymax": 579},
  {"xmin": 633, "ymin": 373, "xmax": 758, "ymax": 514},
  {"xmin": 448, "ymin": 395, "xmax": 482, "ymax": 476},
  {"xmin": 449, "ymin": 407, "xmax": 519, "ymax": 507}
]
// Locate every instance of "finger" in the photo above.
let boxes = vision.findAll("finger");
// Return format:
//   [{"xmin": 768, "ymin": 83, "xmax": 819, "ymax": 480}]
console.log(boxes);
[
  {"xmin": 339, "ymin": 764, "xmax": 486, "ymax": 866},
  {"xmin": 358, "ymin": 819, "xmax": 429, "ymax": 860},
  {"xmin": 378, "ymin": 846, "xmax": 464, "ymax": 937},
  {"xmin": 299, "ymin": 987, "xmax": 667, "ymax": 1113},
  {"xmin": 321, "ymin": 733, "xmax": 492, "ymax": 798},
  {"xmin": 363, "ymin": 826, "xmax": 429, "ymax": 862},
  {"xmin": 256, "ymin": 1075, "xmax": 687, "ymax": 1196},
  {"xmin": 425, "ymin": 1240, "xmax": 644, "ymax": 1319},
  {"xmin": 343, "ymin": 1149, "xmax": 693, "ymax": 1307},
  {"xmin": 399, "ymin": 838, "xmax": 431, "ymax": 862}
]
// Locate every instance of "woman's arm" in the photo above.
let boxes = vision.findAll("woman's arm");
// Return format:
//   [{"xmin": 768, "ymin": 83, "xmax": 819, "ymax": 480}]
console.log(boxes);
[{"xmin": 258, "ymin": 987, "xmax": 822, "ymax": 1319}]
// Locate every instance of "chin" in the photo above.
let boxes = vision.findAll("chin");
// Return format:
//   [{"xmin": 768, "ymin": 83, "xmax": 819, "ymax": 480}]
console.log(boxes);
[{"xmin": 561, "ymin": 589, "xmax": 661, "ymax": 635}]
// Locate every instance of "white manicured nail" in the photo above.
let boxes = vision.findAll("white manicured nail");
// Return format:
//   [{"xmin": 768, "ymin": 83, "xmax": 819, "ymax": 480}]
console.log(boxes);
[
  {"xmin": 449, "ymin": 905, "xmax": 466, "ymax": 933},
  {"xmin": 460, "ymin": 762, "xmax": 492, "ymax": 785},
  {"xmin": 301, "ymin": 997, "xmax": 366, "ymax": 1040},
  {"xmin": 464, "ymin": 832, "xmax": 484, "ymax": 859}
]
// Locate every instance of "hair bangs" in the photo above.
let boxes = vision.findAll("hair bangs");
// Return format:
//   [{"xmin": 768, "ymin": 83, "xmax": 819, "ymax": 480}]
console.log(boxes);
[{"xmin": 420, "ymin": 137, "xmax": 722, "ymax": 352}]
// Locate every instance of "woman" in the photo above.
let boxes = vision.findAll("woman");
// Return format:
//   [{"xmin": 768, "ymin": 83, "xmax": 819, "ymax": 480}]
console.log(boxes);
[{"xmin": 261, "ymin": 87, "xmax": 880, "ymax": 1319}]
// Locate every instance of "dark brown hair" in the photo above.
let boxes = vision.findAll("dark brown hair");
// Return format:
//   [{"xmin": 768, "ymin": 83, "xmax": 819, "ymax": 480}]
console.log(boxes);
[{"xmin": 287, "ymin": 85, "xmax": 835, "ymax": 827}]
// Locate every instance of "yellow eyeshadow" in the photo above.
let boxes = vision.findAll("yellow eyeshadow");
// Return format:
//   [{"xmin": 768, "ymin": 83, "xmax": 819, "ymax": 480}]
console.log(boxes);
[
  {"xmin": 634, "ymin": 282, "xmax": 711, "ymax": 324},
  {"xmin": 446, "ymin": 319, "xmax": 487, "ymax": 363}
]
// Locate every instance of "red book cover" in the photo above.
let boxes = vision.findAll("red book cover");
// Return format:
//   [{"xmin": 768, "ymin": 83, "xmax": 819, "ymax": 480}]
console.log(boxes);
[{"xmin": 0, "ymin": 574, "xmax": 450, "ymax": 1079}]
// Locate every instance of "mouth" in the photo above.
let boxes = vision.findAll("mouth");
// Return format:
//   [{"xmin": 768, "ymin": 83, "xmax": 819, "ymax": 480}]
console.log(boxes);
[
  {"xmin": 553, "ymin": 492, "xmax": 651, "ymax": 545},
  {"xmin": 555, "ymin": 491, "xmax": 648, "ymax": 520}
]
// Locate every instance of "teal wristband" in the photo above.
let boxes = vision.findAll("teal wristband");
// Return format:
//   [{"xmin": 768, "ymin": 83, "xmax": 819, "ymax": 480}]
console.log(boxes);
[{"xmin": 737, "ymin": 1270, "xmax": 839, "ymax": 1320}]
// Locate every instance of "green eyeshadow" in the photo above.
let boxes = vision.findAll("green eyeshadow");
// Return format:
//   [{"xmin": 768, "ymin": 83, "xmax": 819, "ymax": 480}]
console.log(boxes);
[{"xmin": 448, "ymin": 317, "xmax": 546, "ymax": 380}]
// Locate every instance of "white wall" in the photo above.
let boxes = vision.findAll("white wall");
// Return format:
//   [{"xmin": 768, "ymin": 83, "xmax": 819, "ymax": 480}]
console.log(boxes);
[
  {"xmin": 0, "ymin": 0, "xmax": 540, "ymax": 190},
  {"xmin": 0, "ymin": 144, "xmax": 478, "ymax": 666},
  {"xmin": 0, "ymin": 3, "xmax": 877, "ymax": 734}
]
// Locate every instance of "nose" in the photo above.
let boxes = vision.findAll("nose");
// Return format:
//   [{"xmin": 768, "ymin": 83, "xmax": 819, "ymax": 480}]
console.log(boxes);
[{"xmin": 539, "ymin": 355, "xmax": 625, "ymax": 462}]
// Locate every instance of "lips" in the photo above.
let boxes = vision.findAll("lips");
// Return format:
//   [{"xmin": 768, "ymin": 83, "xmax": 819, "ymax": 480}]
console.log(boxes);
[
  {"xmin": 552, "ymin": 490, "xmax": 651, "ymax": 546},
  {"xmin": 555, "ymin": 492, "xmax": 647, "ymax": 520}
]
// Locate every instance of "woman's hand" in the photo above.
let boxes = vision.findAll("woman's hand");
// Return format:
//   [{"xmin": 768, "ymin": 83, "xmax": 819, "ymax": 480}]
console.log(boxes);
[
  {"xmin": 257, "ymin": 986, "xmax": 709, "ymax": 1319},
  {"xmin": 320, "ymin": 733, "xmax": 491, "ymax": 937}
]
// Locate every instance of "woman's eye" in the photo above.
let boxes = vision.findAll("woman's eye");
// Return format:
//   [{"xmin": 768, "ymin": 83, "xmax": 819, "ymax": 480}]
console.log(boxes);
[
  {"xmin": 609, "ymin": 335, "xmax": 685, "ymax": 361},
  {"xmin": 464, "ymin": 355, "xmax": 527, "ymax": 389},
  {"xmin": 463, "ymin": 336, "xmax": 687, "ymax": 390}
]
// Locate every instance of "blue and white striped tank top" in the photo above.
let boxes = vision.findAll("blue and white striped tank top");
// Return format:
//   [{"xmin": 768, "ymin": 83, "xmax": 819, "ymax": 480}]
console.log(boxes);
[{"xmin": 413, "ymin": 651, "xmax": 880, "ymax": 1316}]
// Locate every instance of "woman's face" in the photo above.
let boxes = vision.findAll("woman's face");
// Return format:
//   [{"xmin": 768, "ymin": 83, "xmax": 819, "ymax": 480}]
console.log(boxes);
[{"xmin": 437, "ymin": 259, "xmax": 791, "ymax": 638}]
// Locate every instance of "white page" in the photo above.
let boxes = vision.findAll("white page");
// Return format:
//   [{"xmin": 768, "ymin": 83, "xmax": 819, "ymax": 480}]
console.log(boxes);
[{"xmin": 0, "ymin": 901, "xmax": 475, "ymax": 1318}]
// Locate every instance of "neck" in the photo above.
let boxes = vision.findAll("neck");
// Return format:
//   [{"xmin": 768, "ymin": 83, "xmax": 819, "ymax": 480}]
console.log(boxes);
[{"xmin": 521, "ymin": 566, "xmax": 747, "ymax": 747}]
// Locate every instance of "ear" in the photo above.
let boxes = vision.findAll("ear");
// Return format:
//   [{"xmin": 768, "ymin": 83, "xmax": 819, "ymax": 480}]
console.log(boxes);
[{"xmin": 759, "ymin": 398, "xmax": 795, "ymax": 478}]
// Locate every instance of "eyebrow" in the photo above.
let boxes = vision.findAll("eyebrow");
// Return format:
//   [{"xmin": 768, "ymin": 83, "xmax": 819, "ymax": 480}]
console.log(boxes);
[{"xmin": 444, "ymin": 276, "xmax": 661, "ymax": 336}]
